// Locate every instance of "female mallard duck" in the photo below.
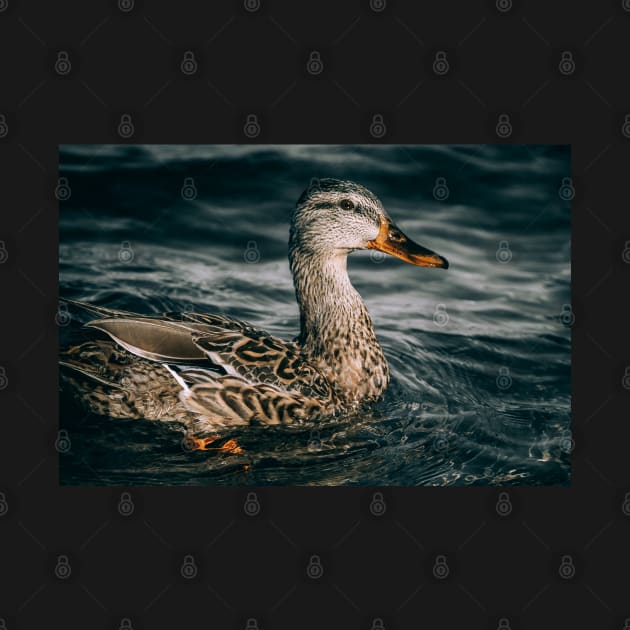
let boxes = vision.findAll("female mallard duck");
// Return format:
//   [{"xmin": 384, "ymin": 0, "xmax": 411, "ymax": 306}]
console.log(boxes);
[{"xmin": 60, "ymin": 179, "xmax": 448, "ymax": 431}]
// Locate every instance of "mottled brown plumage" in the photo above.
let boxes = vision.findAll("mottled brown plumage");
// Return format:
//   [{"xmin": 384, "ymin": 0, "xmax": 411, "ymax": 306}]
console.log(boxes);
[{"xmin": 60, "ymin": 179, "xmax": 448, "ymax": 430}]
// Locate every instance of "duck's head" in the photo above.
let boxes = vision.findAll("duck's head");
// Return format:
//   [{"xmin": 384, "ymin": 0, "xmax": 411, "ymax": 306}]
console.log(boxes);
[{"xmin": 289, "ymin": 178, "xmax": 449, "ymax": 269}]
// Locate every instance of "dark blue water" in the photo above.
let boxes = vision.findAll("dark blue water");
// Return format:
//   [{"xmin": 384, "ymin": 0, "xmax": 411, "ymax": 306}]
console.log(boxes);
[{"xmin": 59, "ymin": 144, "xmax": 571, "ymax": 486}]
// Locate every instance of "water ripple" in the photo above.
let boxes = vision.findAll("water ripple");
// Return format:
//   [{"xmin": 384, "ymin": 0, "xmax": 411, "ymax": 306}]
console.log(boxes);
[{"xmin": 59, "ymin": 144, "xmax": 570, "ymax": 486}]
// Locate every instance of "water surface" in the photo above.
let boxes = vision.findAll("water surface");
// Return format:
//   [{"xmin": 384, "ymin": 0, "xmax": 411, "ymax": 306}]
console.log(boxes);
[{"xmin": 59, "ymin": 144, "xmax": 571, "ymax": 486}]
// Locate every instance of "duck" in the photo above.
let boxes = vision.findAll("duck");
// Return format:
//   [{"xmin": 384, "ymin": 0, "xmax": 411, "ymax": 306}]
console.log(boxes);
[{"xmin": 60, "ymin": 178, "xmax": 448, "ymax": 432}]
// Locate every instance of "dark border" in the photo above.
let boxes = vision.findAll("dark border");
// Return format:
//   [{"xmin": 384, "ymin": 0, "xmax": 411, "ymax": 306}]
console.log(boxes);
[{"xmin": 1, "ymin": 1, "xmax": 629, "ymax": 627}]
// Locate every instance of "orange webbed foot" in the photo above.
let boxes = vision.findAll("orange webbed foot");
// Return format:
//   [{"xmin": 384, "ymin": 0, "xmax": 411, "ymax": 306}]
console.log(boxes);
[{"xmin": 183, "ymin": 435, "xmax": 244, "ymax": 454}]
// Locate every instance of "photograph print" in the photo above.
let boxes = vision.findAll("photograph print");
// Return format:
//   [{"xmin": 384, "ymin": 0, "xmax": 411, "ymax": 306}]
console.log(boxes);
[{"xmin": 58, "ymin": 144, "xmax": 571, "ymax": 486}]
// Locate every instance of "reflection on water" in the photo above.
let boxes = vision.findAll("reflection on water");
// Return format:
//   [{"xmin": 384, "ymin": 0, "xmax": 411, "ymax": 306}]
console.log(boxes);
[{"xmin": 59, "ymin": 144, "xmax": 571, "ymax": 486}]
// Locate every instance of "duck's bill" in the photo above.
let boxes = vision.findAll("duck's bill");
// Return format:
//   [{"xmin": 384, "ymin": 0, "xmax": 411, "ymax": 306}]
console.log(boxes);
[{"xmin": 367, "ymin": 218, "xmax": 449, "ymax": 269}]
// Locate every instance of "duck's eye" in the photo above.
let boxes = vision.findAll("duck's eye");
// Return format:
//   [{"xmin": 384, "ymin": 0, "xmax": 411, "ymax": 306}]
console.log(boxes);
[{"xmin": 340, "ymin": 199, "xmax": 354, "ymax": 210}]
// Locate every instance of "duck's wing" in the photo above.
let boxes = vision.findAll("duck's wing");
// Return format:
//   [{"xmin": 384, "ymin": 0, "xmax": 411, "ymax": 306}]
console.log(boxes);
[
  {"xmin": 175, "ymin": 373, "xmax": 326, "ymax": 427},
  {"xmin": 190, "ymin": 328, "xmax": 333, "ymax": 400},
  {"xmin": 182, "ymin": 326, "xmax": 336, "ymax": 425},
  {"xmin": 60, "ymin": 338, "xmax": 325, "ymax": 427},
  {"xmin": 80, "ymin": 310, "xmax": 254, "ymax": 364},
  {"xmin": 83, "ymin": 315, "xmax": 333, "ymax": 399},
  {"xmin": 84, "ymin": 318, "xmax": 211, "ymax": 363},
  {"xmin": 64, "ymin": 302, "xmax": 335, "ymax": 426}
]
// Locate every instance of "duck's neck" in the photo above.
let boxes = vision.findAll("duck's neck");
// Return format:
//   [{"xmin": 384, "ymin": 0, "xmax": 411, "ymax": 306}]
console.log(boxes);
[{"xmin": 289, "ymin": 246, "xmax": 389, "ymax": 403}]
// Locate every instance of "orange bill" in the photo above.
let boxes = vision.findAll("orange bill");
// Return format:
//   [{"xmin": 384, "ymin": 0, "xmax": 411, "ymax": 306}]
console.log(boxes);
[{"xmin": 367, "ymin": 217, "xmax": 449, "ymax": 268}]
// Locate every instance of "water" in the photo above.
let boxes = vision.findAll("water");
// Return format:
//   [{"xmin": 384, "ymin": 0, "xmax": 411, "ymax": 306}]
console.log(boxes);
[{"xmin": 59, "ymin": 144, "xmax": 571, "ymax": 486}]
